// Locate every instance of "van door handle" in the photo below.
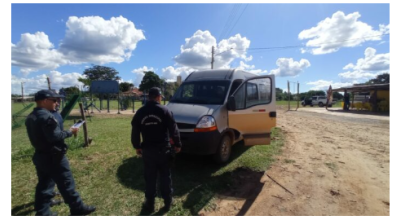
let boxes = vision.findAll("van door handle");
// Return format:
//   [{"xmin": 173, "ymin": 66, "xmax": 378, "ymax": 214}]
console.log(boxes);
[{"xmin": 269, "ymin": 111, "xmax": 276, "ymax": 118}]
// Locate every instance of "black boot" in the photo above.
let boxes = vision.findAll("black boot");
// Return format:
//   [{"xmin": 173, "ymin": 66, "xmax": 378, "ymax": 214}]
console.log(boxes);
[
  {"xmin": 35, "ymin": 211, "xmax": 58, "ymax": 216},
  {"xmin": 50, "ymin": 198, "xmax": 63, "ymax": 207},
  {"xmin": 143, "ymin": 199, "xmax": 155, "ymax": 213},
  {"xmin": 162, "ymin": 198, "xmax": 174, "ymax": 211},
  {"xmin": 70, "ymin": 204, "xmax": 96, "ymax": 216}
]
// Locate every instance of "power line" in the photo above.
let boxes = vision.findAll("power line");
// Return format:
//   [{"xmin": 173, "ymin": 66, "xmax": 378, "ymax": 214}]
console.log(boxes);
[
  {"xmin": 218, "ymin": 4, "xmax": 240, "ymax": 42},
  {"xmin": 211, "ymin": 33, "xmax": 389, "ymax": 64},
  {"xmin": 225, "ymin": 4, "xmax": 248, "ymax": 38},
  {"xmin": 236, "ymin": 33, "xmax": 389, "ymax": 53}
]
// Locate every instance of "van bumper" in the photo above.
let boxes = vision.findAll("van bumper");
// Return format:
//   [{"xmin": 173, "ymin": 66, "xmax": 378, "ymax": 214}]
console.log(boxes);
[{"xmin": 179, "ymin": 130, "xmax": 222, "ymax": 155}]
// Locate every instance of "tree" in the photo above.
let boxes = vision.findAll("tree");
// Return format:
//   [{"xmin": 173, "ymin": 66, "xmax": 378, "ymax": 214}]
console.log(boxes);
[
  {"xmin": 276, "ymin": 88, "xmax": 284, "ymax": 101},
  {"xmin": 78, "ymin": 65, "xmax": 121, "ymax": 89},
  {"xmin": 366, "ymin": 73, "xmax": 390, "ymax": 84},
  {"xmin": 139, "ymin": 71, "xmax": 163, "ymax": 92},
  {"xmin": 164, "ymin": 81, "xmax": 180, "ymax": 100},
  {"xmin": 61, "ymin": 86, "xmax": 80, "ymax": 95},
  {"xmin": 119, "ymin": 82, "xmax": 133, "ymax": 92},
  {"xmin": 307, "ymin": 90, "xmax": 326, "ymax": 97},
  {"xmin": 333, "ymin": 91, "xmax": 343, "ymax": 100}
]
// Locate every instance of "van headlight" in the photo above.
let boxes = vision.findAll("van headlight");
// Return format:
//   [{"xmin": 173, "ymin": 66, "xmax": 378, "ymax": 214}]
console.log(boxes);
[{"xmin": 194, "ymin": 116, "xmax": 217, "ymax": 132}]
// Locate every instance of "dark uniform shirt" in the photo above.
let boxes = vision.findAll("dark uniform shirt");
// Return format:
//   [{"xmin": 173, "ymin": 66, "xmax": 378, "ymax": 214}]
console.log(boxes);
[
  {"xmin": 25, "ymin": 107, "xmax": 72, "ymax": 153},
  {"xmin": 51, "ymin": 110, "xmax": 64, "ymax": 130},
  {"xmin": 131, "ymin": 101, "xmax": 181, "ymax": 149}
]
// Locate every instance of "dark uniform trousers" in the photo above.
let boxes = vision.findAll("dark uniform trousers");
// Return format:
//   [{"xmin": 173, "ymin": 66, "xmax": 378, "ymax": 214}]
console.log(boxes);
[
  {"xmin": 32, "ymin": 152, "xmax": 82, "ymax": 215},
  {"xmin": 142, "ymin": 147, "xmax": 172, "ymax": 202}
]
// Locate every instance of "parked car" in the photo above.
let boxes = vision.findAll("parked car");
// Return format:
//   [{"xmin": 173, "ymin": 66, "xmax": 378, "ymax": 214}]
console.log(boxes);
[
  {"xmin": 311, "ymin": 96, "xmax": 336, "ymax": 107},
  {"xmin": 167, "ymin": 69, "xmax": 277, "ymax": 163},
  {"xmin": 301, "ymin": 98, "xmax": 313, "ymax": 107}
]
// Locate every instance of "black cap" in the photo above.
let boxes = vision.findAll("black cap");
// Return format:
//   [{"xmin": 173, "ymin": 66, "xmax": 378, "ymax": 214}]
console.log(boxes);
[
  {"xmin": 148, "ymin": 87, "xmax": 163, "ymax": 97},
  {"xmin": 34, "ymin": 89, "xmax": 64, "ymax": 101}
]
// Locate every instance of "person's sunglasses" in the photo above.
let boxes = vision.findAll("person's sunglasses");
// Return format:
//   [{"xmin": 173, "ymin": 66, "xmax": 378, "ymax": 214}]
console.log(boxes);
[{"xmin": 47, "ymin": 98, "xmax": 58, "ymax": 103}]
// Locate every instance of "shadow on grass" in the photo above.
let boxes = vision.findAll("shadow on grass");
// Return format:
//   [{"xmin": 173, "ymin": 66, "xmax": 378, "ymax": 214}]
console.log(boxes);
[
  {"xmin": 116, "ymin": 141, "xmax": 265, "ymax": 215},
  {"xmin": 11, "ymin": 202, "xmax": 35, "ymax": 216}
]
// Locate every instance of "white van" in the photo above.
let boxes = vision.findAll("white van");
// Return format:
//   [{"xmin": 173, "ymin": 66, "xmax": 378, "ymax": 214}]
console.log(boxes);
[{"xmin": 167, "ymin": 69, "xmax": 276, "ymax": 163}]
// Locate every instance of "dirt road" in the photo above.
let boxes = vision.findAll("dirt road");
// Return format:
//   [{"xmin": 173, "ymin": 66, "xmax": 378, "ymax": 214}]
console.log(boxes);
[{"xmin": 204, "ymin": 107, "xmax": 390, "ymax": 216}]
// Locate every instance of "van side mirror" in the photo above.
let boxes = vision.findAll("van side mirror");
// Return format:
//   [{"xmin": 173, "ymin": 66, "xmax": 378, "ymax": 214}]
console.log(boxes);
[{"xmin": 228, "ymin": 96, "xmax": 236, "ymax": 111}]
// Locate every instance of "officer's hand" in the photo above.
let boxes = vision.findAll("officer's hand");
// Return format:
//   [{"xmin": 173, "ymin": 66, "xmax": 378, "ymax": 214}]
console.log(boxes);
[
  {"xmin": 174, "ymin": 147, "xmax": 181, "ymax": 153},
  {"xmin": 136, "ymin": 149, "xmax": 142, "ymax": 157},
  {"xmin": 70, "ymin": 127, "xmax": 79, "ymax": 135}
]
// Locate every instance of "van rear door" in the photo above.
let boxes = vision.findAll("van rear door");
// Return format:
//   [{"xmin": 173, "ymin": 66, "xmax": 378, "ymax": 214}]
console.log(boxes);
[{"xmin": 228, "ymin": 75, "xmax": 276, "ymax": 146}]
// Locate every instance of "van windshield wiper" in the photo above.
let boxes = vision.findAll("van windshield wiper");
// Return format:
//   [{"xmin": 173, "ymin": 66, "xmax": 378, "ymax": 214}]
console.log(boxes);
[
  {"xmin": 170, "ymin": 98, "xmax": 184, "ymax": 103},
  {"xmin": 186, "ymin": 97, "xmax": 209, "ymax": 104}
]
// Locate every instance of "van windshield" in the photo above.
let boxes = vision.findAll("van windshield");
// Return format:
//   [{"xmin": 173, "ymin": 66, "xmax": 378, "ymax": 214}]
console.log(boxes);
[{"xmin": 170, "ymin": 80, "xmax": 230, "ymax": 105}]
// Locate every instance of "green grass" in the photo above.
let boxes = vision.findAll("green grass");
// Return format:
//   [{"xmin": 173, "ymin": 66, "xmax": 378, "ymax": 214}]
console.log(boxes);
[
  {"xmin": 284, "ymin": 159, "xmax": 296, "ymax": 164},
  {"xmin": 11, "ymin": 110, "xmax": 284, "ymax": 216},
  {"xmin": 325, "ymin": 162, "xmax": 337, "ymax": 172}
]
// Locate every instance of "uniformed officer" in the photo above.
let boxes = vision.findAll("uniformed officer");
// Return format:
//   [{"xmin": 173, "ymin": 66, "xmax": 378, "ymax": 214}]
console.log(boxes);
[
  {"xmin": 25, "ymin": 90, "xmax": 96, "ymax": 216},
  {"xmin": 131, "ymin": 87, "xmax": 182, "ymax": 212},
  {"xmin": 48, "ymin": 97, "xmax": 64, "ymax": 207}
]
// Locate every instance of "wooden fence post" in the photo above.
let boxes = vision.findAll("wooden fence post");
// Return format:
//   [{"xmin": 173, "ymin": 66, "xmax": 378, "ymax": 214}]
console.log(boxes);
[{"xmin": 79, "ymin": 103, "xmax": 90, "ymax": 147}]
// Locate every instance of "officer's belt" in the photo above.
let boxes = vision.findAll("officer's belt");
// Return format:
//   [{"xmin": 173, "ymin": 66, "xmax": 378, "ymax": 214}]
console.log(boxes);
[
  {"xmin": 141, "ymin": 142, "xmax": 171, "ymax": 150},
  {"xmin": 34, "ymin": 149, "xmax": 53, "ymax": 154}
]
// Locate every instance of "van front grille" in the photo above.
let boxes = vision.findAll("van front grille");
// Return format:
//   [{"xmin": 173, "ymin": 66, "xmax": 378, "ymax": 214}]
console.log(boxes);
[{"xmin": 177, "ymin": 123, "xmax": 196, "ymax": 129}]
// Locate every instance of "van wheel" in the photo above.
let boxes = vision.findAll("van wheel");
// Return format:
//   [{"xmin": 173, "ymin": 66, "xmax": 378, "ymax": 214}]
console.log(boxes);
[
  {"xmin": 213, "ymin": 135, "xmax": 232, "ymax": 164},
  {"xmin": 318, "ymin": 102, "xmax": 324, "ymax": 107}
]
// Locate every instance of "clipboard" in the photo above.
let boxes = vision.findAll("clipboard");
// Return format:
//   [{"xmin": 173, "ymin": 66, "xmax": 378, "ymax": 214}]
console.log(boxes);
[{"xmin": 71, "ymin": 120, "xmax": 85, "ymax": 129}]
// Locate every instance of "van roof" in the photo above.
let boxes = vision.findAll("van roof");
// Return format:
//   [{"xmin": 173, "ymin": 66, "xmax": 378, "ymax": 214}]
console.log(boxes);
[
  {"xmin": 185, "ymin": 69, "xmax": 258, "ymax": 82},
  {"xmin": 185, "ymin": 69, "xmax": 234, "ymax": 82}
]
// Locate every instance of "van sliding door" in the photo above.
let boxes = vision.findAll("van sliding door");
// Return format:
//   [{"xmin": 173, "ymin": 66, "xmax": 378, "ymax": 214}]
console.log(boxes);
[{"xmin": 228, "ymin": 75, "xmax": 276, "ymax": 146}]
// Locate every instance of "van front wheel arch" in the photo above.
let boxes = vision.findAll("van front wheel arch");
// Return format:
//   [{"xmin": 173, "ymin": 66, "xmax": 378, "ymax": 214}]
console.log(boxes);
[{"xmin": 213, "ymin": 135, "xmax": 232, "ymax": 164}]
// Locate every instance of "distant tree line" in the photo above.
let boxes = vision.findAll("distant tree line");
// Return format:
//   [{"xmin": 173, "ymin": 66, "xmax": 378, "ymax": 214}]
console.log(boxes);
[{"xmin": 15, "ymin": 65, "xmax": 388, "ymax": 103}]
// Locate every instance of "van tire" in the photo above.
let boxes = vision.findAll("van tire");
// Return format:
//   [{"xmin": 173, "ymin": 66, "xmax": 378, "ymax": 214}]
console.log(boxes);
[
  {"xmin": 318, "ymin": 102, "xmax": 324, "ymax": 107},
  {"xmin": 213, "ymin": 135, "xmax": 232, "ymax": 164}
]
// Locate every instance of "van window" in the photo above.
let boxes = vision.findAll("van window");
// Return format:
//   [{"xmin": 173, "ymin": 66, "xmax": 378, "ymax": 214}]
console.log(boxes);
[
  {"xmin": 234, "ymin": 85, "xmax": 246, "ymax": 109},
  {"xmin": 229, "ymin": 79, "xmax": 243, "ymax": 96},
  {"xmin": 170, "ymin": 80, "xmax": 230, "ymax": 105},
  {"xmin": 246, "ymin": 78, "xmax": 271, "ymax": 108},
  {"xmin": 182, "ymin": 84, "xmax": 194, "ymax": 98},
  {"xmin": 233, "ymin": 77, "xmax": 272, "ymax": 109}
]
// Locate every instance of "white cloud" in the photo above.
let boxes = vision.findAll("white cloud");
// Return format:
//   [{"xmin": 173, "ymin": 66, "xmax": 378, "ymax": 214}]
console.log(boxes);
[
  {"xmin": 215, "ymin": 33, "xmax": 252, "ymax": 68},
  {"xmin": 299, "ymin": 11, "xmax": 389, "ymax": 55},
  {"xmin": 131, "ymin": 66, "xmax": 156, "ymax": 87},
  {"xmin": 339, "ymin": 47, "xmax": 389, "ymax": 82},
  {"xmin": 349, "ymin": 47, "xmax": 389, "ymax": 72},
  {"xmin": 173, "ymin": 30, "xmax": 251, "ymax": 69},
  {"xmin": 269, "ymin": 58, "xmax": 311, "ymax": 77},
  {"xmin": 338, "ymin": 71, "xmax": 377, "ymax": 82},
  {"xmin": 59, "ymin": 16, "xmax": 145, "ymax": 64},
  {"xmin": 161, "ymin": 66, "xmax": 196, "ymax": 82},
  {"xmin": 12, "ymin": 16, "xmax": 145, "ymax": 74},
  {"xmin": 11, "ymin": 71, "xmax": 84, "ymax": 95},
  {"xmin": 11, "ymin": 32, "xmax": 67, "ymax": 74},
  {"xmin": 306, "ymin": 80, "xmax": 353, "ymax": 91},
  {"xmin": 237, "ymin": 61, "xmax": 267, "ymax": 75}
]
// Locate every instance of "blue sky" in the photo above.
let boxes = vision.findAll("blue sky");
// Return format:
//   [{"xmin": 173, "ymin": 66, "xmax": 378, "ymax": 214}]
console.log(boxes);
[{"xmin": 10, "ymin": 3, "xmax": 390, "ymax": 94}]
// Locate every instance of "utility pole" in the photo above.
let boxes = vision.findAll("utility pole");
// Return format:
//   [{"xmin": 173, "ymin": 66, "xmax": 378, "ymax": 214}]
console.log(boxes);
[
  {"xmin": 211, "ymin": 46, "xmax": 215, "ymax": 69},
  {"xmin": 47, "ymin": 76, "xmax": 51, "ymax": 90},
  {"xmin": 21, "ymin": 82, "xmax": 25, "ymax": 103}
]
